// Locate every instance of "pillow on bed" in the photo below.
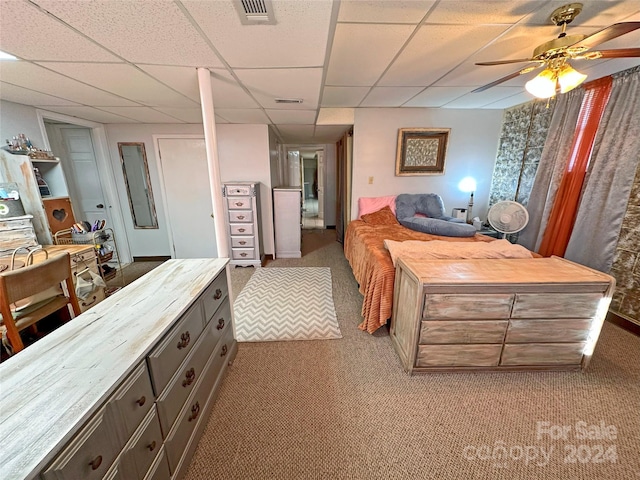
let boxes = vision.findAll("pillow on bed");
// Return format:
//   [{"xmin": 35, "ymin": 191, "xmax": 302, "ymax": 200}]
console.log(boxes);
[
  {"xmin": 384, "ymin": 239, "xmax": 534, "ymax": 267},
  {"xmin": 360, "ymin": 206, "xmax": 400, "ymax": 225},
  {"xmin": 399, "ymin": 216, "xmax": 476, "ymax": 237},
  {"xmin": 357, "ymin": 195, "xmax": 397, "ymax": 218}
]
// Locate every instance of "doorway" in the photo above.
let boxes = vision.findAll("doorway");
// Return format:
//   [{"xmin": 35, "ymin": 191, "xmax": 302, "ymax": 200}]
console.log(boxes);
[{"xmin": 285, "ymin": 146, "xmax": 325, "ymax": 230}]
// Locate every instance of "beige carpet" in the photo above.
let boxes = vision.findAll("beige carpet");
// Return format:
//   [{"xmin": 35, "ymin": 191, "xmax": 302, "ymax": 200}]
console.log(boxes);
[{"xmin": 176, "ymin": 230, "xmax": 639, "ymax": 480}]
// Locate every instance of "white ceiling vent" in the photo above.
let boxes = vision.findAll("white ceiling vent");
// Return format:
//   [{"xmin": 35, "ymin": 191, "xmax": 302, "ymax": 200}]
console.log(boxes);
[
  {"xmin": 234, "ymin": 0, "xmax": 276, "ymax": 25},
  {"xmin": 275, "ymin": 98, "xmax": 303, "ymax": 104}
]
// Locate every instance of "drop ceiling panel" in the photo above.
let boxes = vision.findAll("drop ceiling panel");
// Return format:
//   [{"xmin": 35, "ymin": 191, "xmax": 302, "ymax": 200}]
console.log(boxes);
[
  {"xmin": 338, "ymin": 1, "xmax": 436, "ymax": 24},
  {"xmin": 316, "ymin": 108, "xmax": 355, "ymax": 125},
  {"xmin": 266, "ymin": 110, "xmax": 317, "ymax": 125},
  {"xmin": 361, "ymin": 87, "xmax": 425, "ymax": 106},
  {"xmin": 482, "ymin": 92, "xmax": 534, "ymax": 109},
  {"xmin": 182, "ymin": 0, "xmax": 333, "ymax": 68},
  {"xmin": 326, "ymin": 23, "xmax": 415, "ymax": 86},
  {"xmin": 37, "ymin": 63, "xmax": 197, "ymax": 108},
  {"xmin": 214, "ymin": 109, "xmax": 270, "ymax": 124},
  {"xmin": 443, "ymin": 87, "xmax": 525, "ymax": 109},
  {"xmin": 0, "ymin": 83, "xmax": 80, "ymax": 106},
  {"xmin": 0, "ymin": 62, "xmax": 138, "ymax": 106},
  {"xmin": 36, "ymin": 106, "xmax": 137, "ymax": 124},
  {"xmin": 522, "ymin": 0, "xmax": 640, "ymax": 26},
  {"xmin": 234, "ymin": 68, "xmax": 323, "ymax": 110},
  {"xmin": 98, "ymin": 107, "xmax": 184, "ymax": 123},
  {"xmin": 403, "ymin": 87, "xmax": 472, "ymax": 107},
  {"xmin": 276, "ymin": 125, "xmax": 316, "ymax": 143},
  {"xmin": 155, "ymin": 108, "xmax": 203, "ymax": 123},
  {"xmin": 321, "ymin": 87, "xmax": 371, "ymax": 107},
  {"xmin": 425, "ymin": 0, "xmax": 540, "ymax": 25},
  {"xmin": 580, "ymin": 58, "xmax": 640, "ymax": 80},
  {"xmin": 0, "ymin": 1, "xmax": 120, "ymax": 62},
  {"xmin": 32, "ymin": 0, "xmax": 223, "ymax": 67},
  {"xmin": 379, "ymin": 25, "xmax": 511, "ymax": 86}
]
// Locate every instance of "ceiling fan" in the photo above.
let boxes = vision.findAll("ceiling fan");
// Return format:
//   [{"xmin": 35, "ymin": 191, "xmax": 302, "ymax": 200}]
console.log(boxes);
[{"xmin": 472, "ymin": 3, "xmax": 640, "ymax": 98}]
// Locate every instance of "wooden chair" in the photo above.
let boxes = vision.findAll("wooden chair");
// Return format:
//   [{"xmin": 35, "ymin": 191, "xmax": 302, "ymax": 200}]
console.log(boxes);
[{"xmin": 0, "ymin": 252, "xmax": 81, "ymax": 355}]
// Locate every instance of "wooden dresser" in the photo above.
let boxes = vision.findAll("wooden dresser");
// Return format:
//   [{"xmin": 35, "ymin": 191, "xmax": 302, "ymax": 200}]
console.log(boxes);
[
  {"xmin": 390, "ymin": 256, "xmax": 615, "ymax": 375},
  {"xmin": 0, "ymin": 258, "xmax": 236, "ymax": 480},
  {"xmin": 223, "ymin": 182, "xmax": 263, "ymax": 267}
]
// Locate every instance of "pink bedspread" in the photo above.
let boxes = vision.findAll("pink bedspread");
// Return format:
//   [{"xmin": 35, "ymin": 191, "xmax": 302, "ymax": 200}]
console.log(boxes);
[{"xmin": 343, "ymin": 220, "xmax": 494, "ymax": 333}]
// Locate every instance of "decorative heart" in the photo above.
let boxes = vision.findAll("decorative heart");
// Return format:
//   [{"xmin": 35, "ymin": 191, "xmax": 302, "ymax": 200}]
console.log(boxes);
[{"xmin": 52, "ymin": 209, "xmax": 68, "ymax": 222}]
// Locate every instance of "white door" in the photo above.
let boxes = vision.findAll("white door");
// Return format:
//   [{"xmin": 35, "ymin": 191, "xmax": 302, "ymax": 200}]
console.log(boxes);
[
  {"xmin": 157, "ymin": 137, "xmax": 217, "ymax": 258},
  {"xmin": 59, "ymin": 127, "xmax": 110, "ymax": 227},
  {"xmin": 316, "ymin": 150, "xmax": 324, "ymax": 222}
]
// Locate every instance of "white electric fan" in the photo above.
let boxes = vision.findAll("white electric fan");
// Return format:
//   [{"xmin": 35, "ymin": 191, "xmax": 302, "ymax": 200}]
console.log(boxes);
[{"xmin": 487, "ymin": 201, "xmax": 529, "ymax": 238}]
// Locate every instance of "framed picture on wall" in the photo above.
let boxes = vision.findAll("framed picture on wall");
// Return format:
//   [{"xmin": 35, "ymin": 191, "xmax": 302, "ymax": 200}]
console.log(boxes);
[{"xmin": 395, "ymin": 128, "xmax": 450, "ymax": 176}]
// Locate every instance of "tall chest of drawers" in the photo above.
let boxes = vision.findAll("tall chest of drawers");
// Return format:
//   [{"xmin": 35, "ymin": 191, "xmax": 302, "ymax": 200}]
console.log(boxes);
[
  {"xmin": 390, "ymin": 256, "xmax": 615, "ymax": 375},
  {"xmin": 0, "ymin": 258, "xmax": 236, "ymax": 480},
  {"xmin": 223, "ymin": 182, "xmax": 263, "ymax": 267}
]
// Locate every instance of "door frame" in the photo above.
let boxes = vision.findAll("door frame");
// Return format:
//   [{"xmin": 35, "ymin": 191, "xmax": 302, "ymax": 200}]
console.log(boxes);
[
  {"xmin": 36, "ymin": 109, "xmax": 132, "ymax": 264},
  {"xmin": 284, "ymin": 144, "xmax": 326, "ymax": 227},
  {"xmin": 152, "ymin": 134, "xmax": 206, "ymax": 259}
]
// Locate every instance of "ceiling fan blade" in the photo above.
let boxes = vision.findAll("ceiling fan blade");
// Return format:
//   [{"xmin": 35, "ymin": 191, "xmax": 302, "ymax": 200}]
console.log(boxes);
[
  {"xmin": 475, "ymin": 58, "xmax": 537, "ymax": 66},
  {"xmin": 581, "ymin": 48, "xmax": 640, "ymax": 59},
  {"xmin": 471, "ymin": 64, "xmax": 543, "ymax": 93},
  {"xmin": 569, "ymin": 22, "xmax": 640, "ymax": 51}
]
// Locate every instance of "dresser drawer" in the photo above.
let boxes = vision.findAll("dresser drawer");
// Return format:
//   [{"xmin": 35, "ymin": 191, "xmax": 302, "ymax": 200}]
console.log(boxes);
[
  {"xmin": 416, "ymin": 344, "xmax": 502, "ymax": 367},
  {"xmin": 505, "ymin": 319, "xmax": 593, "ymax": 343},
  {"xmin": 164, "ymin": 327, "xmax": 234, "ymax": 473},
  {"xmin": 142, "ymin": 447, "xmax": 171, "ymax": 480},
  {"xmin": 225, "ymin": 184, "xmax": 252, "ymax": 196},
  {"xmin": 501, "ymin": 343, "xmax": 585, "ymax": 366},
  {"xmin": 110, "ymin": 362, "xmax": 155, "ymax": 444},
  {"xmin": 423, "ymin": 294, "xmax": 514, "ymax": 319},
  {"xmin": 512, "ymin": 293, "xmax": 603, "ymax": 318},
  {"xmin": 201, "ymin": 273, "xmax": 228, "ymax": 325},
  {"xmin": 419, "ymin": 320, "xmax": 507, "ymax": 344},
  {"xmin": 208, "ymin": 301, "xmax": 232, "ymax": 347},
  {"xmin": 231, "ymin": 236, "xmax": 254, "ymax": 248},
  {"xmin": 229, "ymin": 210, "xmax": 253, "ymax": 223},
  {"xmin": 230, "ymin": 224, "xmax": 254, "ymax": 236},
  {"xmin": 42, "ymin": 405, "xmax": 120, "ymax": 480},
  {"xmin": 226, "ymin": 196, "xmax": 251, "ymax": 210},
  {"xmin": 70, "ymin": 249, "xmax": 97, "ymax": 269},
  {"xmin": 156, "ymin": 325, "xmax": 216, "ymax": 435},
  {"xmin": 121, "ymin": 406, "xmax": 163, "ymax": 480},
  {"xmin": 147, "ymin": 302, "xmax": 204, "ymax": 395},
  {"xmin": 231, "ymin": 248, "xmax": 256, "ymax": 260},
  {"xmin": 79, "ymin": 288, "xmax": 106, "ymax": 313}
]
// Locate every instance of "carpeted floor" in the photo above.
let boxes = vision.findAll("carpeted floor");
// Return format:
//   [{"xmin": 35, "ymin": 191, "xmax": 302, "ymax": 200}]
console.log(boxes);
[{"xmin": 181, "ymin": 230, "xmax": 640, "ymax": 480}]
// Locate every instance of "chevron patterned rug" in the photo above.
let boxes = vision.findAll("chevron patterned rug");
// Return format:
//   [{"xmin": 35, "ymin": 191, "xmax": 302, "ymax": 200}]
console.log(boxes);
[{"xmin": 233, "ymin": 267, "xmax": 342, "ymax": 342}]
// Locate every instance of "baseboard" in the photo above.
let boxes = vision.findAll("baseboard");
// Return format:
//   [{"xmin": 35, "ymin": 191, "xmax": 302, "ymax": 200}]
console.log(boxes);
[
  {"xmin": 606, "ymin": 311, "xmax": 640, "ymax": 336},
  {"xmin": 133, "ymin": 256, "xmax": 171, "ymax": 262}
]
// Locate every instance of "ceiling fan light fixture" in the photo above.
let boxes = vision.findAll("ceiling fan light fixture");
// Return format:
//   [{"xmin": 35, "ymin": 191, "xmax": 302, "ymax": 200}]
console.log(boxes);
[
  {"xmin": 525, "ymin": 68, "xmax": 557, "ymax": 98},
  {"xmin": 558, "ymin": 64, "xmax": 587, "ymax": 93}
]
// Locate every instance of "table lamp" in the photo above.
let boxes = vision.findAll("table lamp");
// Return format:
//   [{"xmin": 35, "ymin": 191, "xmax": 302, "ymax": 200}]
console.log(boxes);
[{"xmin": 458, "ymin": 177, "xmax": 476, "ymax": 224}]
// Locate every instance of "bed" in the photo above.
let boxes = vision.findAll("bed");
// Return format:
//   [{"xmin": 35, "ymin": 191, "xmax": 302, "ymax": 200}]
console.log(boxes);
[{"xmin": 344, "ymin": 195, "xmax": 537, "ymax": 334}]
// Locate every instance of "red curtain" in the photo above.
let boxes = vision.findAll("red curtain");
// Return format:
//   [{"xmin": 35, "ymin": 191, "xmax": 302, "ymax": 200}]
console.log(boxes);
[{"xmin": 538, "ymin": 77, "xmax": 613, "ymax": 257}]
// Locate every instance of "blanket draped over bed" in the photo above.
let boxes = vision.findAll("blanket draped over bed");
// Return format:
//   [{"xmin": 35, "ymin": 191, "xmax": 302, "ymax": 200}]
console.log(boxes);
[{"xmin": 344, "ymin": 220, "xmax": 494, "ymax": 333}]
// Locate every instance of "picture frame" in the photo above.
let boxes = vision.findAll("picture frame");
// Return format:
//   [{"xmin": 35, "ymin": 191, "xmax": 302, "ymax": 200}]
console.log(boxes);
[{"xmin": 395, "ymin": 128, "xmax": 450, "ymax": 176}]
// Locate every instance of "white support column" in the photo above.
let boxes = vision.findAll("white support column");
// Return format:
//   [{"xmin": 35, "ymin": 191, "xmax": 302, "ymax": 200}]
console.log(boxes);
[{"xmin": 197, "ymin": 67, "xmax": 229, "ymax": 257}]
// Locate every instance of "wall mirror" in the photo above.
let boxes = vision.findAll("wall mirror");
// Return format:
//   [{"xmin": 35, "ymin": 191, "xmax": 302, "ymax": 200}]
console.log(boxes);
[{"xmin": 117, "ymin": 142, "xmax": 158, "ymax": 229}]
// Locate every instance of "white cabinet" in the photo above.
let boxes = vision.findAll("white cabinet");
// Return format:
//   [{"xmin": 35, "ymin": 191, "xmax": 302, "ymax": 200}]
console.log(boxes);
[
  {"xmin": 273, "ymin": 187, "xmax": 302, "ymax": 259},
  {"xmin": 223, "ymin": 182, "xmax": 263, "ymax": 267}
]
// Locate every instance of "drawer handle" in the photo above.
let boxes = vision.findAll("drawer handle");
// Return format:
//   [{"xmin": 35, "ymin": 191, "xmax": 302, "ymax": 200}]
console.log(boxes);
[
  {"xmin": 81, "ymin": 295, "xmax": 97, "ymax": 307},
  {"xmin": 221, "ymin": 344, "xmax": 228, "ymax": 357},
  {"xmin": 235, "ymin": 202, "xmax": 244, "ymax": 207},
  {"xmin": 237, "ymin": 215, "xmax": 245, "ymax": 220},
  {"xmin": 136, "ymin": 395, "xmax": 146, "ymax": 407},
  {"xmin": 188, "ymin": 402, "xmax": 200, "ymax": 422},
  {"xmin": 213, "ymin": 289, "xmax": 222, "ymax": 300},
  {"xmin": 238, "ymin": 228, "xmax": 246, "ymax": 233},
  {"xmin": 240, "ymin": 253, "xmax": 248, "ymax": 257},
  {"xmin": 182, "ymin": 367, "xmax": 196, "ymax": 387},
  {"xmin": 177, "ymin": 331, "xmax": 191, "ymax": 350},
  {"xmin": 217, "ymin": 318, "xmax": 225, "ymax": 330},
  {"xmin": 89, "ymin": 455, "xmax": 103, "ymax": 471},
  {"xmin": 239, "ymin": 241, "xmax": 247, "ymax": 245},
  {"xmin": 147, "ymin": 441, "xmax": 157, "ymax": 452}
]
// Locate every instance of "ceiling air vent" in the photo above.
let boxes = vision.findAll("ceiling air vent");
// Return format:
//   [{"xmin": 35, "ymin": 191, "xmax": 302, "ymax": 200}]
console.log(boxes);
[
  {"xmin": 235, "ymin": 0, "xmax": 276, "ymax": 25},
  {"xmin": 275, "ymin": 98, "xmax": 303, "ymax": 104}
]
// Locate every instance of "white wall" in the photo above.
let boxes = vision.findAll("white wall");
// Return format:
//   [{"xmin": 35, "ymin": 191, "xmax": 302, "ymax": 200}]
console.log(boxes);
[
  {"xmin": 351, "ymin": 108, "xmax": 503, "ymax": 222},
  {"xmin": 323, "ymin": 143, "xmax": 337, "ymax": 226},
  {"xmin": 216, "ymin": 124, "xmax": 274, "ymax": 256},
  {"xmin": 0, "ymin": 100, "xmax": 46, "ymax": 149}
]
